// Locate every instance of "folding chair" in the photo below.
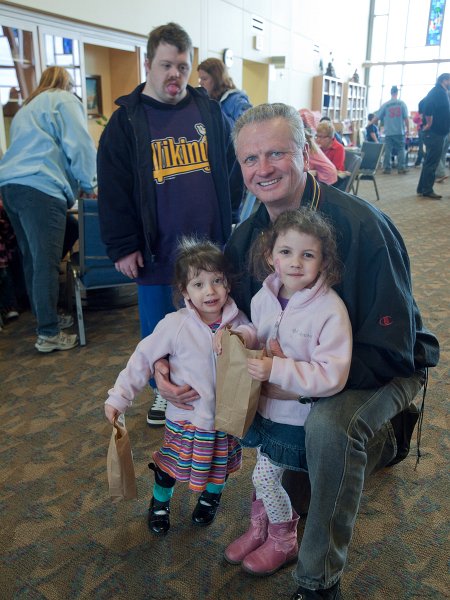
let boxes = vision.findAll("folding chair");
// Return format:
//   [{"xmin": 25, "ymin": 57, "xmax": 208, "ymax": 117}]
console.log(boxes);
[
  {"xmin": 342, "ymin": 150, "xmax": 363, "ymax": 193},
  {"xmin": 68, "ymin": 198, "xmax": 135, "ymax": 345},
  {"xmin": 353, "ymin": 142, "xmax": 384, "ymax": 201}
]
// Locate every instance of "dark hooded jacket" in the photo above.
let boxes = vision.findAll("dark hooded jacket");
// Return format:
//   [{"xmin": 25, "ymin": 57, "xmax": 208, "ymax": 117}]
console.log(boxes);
[
  {"xmin": 225, "ymin": 174, "xmax": 439, "ymax": 389},
  {"xmin": 97, "ymin": 84, "xmax": 238, "ymax": 274}
]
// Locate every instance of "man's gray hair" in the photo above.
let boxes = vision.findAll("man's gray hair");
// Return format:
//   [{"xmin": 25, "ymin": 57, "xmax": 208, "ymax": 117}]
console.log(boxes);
[{"xmin": 232, "ymin": 103, "xmax": 306, "ymax": 151}]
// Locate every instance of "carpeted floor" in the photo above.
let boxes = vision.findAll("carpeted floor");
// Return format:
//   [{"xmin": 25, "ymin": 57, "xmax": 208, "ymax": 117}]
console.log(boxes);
[{"xmin": 0, "ymin": 167, "xmax": 448, "ymax": 600}]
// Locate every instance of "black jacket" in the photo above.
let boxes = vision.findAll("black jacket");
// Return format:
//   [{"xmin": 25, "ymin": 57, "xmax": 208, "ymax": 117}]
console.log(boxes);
[
  {"xmin": 225, "ymin": 175, "xmax": 439, "ymax": 389},
  {"xmin": 97, "ymin": 84, "xmax": 238, "ymax": 267},
  {"xmin": 423, "ymin": 84, "xmax": 450, "ymax": 136}
]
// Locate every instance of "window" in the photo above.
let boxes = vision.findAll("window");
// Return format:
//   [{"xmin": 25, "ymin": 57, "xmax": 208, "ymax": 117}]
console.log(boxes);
[
  {"xmin": 44, "ymin": 33, "xmax": 82, "ymax": 99},
  {"xmin": 0, "ymin": 25, "xmax": 37, "ymax": 145},
  {"xmin": 367, "ymin": 0, "xmax": 450, "ymax": 115}
]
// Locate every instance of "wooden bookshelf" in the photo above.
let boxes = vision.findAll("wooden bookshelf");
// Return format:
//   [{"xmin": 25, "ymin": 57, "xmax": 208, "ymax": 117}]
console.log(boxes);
[
  {"xmin": 343, "ymin": 81, "xmax": 367, "ymax": 134},
  {"xmin": 312, "ymin": 75, "xmax": 344, "ymax": 123}
]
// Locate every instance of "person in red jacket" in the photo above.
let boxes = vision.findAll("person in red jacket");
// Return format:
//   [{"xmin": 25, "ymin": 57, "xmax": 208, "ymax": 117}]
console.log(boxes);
[{"xmin": 315, "ymin": 120, "xmax": 345, "ymax": 171}]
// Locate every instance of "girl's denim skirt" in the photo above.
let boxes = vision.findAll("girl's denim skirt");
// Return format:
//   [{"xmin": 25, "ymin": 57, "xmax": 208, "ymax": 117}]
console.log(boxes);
[{"xmin": 240, "ymin": 412, "xmax": 308, "ymax": 472}]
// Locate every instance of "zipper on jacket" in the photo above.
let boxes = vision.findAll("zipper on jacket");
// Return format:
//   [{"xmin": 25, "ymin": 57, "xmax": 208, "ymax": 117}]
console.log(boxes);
[{"xmin": 267, "ymin": 308, "xmax": 284, "ymax": 355}]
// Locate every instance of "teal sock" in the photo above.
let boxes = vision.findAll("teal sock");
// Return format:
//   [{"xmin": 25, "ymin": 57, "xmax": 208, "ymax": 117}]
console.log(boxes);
[
  {"xmin": 153, "ymin": 482, "xmax": 174, "ymax": 503},
  {"xmin": 205, "ymin": 482, "xmax": 225, "ymax": 495}
]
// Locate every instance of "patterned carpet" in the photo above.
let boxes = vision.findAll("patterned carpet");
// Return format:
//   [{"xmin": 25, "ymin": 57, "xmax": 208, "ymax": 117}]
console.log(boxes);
[{"xmin": 0, "ymin": 167, "xmax": 448, "ymax": 600}]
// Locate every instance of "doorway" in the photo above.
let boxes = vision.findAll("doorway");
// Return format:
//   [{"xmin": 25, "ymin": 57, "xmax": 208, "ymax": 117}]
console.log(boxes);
[{"xmin": 242, "ymin": 59, "xmax": 269, "ymax": 106}]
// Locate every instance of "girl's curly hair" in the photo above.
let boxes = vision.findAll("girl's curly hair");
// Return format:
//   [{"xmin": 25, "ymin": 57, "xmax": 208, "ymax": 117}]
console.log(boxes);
[{"xmin": 172, "ymin": 236, "xmax": 233, "ymax": 307}]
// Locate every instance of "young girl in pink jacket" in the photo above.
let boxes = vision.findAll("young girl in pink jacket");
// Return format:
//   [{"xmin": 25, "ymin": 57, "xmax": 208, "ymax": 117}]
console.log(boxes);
[
  {"xmin": 224, "ymin": 209, "xmax": 352, "ymax": 576},
  {"xmin": 105, "ymin": 237, "xmax": 256, "ymax": 536}
]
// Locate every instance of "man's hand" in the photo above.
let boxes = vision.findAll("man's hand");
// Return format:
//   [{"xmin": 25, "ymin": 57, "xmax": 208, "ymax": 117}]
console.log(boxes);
[
  {"xmin": 247, "ymin": 356, "xmax": 273, "ymax": 381},
  {"xmin": 115, "ymin": 251, "xmax": 144, "ymax": 279},
  {"xmin": 154, "ymin": 358, "xmax": 200, "ymax": 410}
]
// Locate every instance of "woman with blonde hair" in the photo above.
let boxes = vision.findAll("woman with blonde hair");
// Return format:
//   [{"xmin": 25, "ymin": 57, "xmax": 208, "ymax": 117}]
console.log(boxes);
[
  {"xmin": 304, "ymin": 130, "xmax": 338, "ymax": 185},
  {"xmin": 197, "ymin": 58, "xmax": 252, "ymax": 124},
  {"xmin": 0, "ymin": 66, "xmax": 96, "ymax": 352}
]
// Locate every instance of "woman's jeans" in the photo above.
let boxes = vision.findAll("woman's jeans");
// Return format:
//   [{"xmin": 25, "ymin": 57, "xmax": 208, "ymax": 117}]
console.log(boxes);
[
  {"xmin": 295, "ymin": 371, "xmax": 425, "ymax": 591},
  {"xmin": 1, "ymin": 184, "xmax": 66, "ymax": 337}
]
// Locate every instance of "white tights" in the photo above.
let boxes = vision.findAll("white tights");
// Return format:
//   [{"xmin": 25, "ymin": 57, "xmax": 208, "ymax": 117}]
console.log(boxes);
[{"xmin": 252, "ymin": 449, "xmax": 293, "ymax": 523}]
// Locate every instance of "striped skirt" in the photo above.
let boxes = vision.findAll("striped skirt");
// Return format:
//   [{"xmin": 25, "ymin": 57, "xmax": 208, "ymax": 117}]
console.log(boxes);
[{"xmin": 152, "ymin": 419, "xmax": 242, "ymax": 492}]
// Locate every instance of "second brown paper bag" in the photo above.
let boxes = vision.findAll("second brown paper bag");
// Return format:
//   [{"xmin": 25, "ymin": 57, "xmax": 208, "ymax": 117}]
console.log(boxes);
[{"xmin": 214, "ymin": 328, "xmax": 264, "ymax": 438}]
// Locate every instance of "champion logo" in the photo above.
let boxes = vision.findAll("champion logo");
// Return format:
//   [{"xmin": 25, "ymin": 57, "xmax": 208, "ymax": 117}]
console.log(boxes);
[{"xmin": 379, "ymin": 315, "xmax": 393, "ymax": 327}]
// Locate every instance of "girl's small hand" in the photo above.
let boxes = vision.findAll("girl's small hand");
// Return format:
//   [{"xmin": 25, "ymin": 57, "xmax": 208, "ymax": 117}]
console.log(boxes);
[
  {"xmin": 213, "ymin": 328, "xmax": 225, "ymax": 354},
  {"xmin": 268, "ymin": 338, "xmax": 286, "ymax": 359},
  {"xmin": 105, "ymin": 404, "xmax": 120, "ymax": 424},
  {"xmin": 247, "ymin": 356, "xmax": 273, "ymax": 381}
]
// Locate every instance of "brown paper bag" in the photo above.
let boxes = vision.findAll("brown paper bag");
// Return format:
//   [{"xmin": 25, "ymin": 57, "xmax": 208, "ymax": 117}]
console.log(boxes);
[
  {"xmin": 107, "ymin": 419, "xmax": 137, "ymax": 501},
  {"xmin": 214, "ymin": 329, "xmax": 264, "ymax": 438}
]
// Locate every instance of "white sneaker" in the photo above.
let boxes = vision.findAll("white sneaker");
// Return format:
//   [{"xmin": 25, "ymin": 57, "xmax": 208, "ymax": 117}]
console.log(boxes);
[
  {"xmin": 4, "ymin": 310, "xmax": 19, "ymax": 320},
  {"xmin": 58, "ymin": 314, "xmax": 74, "ymax": 329},
  {"xmin": 35, "ymin": 331, "xmax": 79, "ymax": 353},
  {"xmin": 146, "ymin": 390, "xmax": 167, "ymax": 426}
]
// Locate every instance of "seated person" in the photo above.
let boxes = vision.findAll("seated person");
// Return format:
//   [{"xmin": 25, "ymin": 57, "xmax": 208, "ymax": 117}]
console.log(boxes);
[
  {"xmin": 315, "ymin": 121, "xmax": 345, "ymax": 171},
  {"xmin": 365, "ymin": 113, "xmax": 381, "ymax": 142},
  {"xmin": 319, "ymin": 116, "xmax": 344, "ymax": 145},
  {"xmin": 304, "ymin": 130, "xmax": 338, "ymax": 185}
]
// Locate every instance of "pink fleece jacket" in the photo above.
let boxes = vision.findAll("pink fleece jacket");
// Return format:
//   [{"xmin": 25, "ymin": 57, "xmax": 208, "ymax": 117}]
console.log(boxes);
[
  {"xmin": 308, "ymin": 147, "xmax": 338, "ymax": 185},
  {"xmin": 105, "ymin": 297, "xmax": 256, "ymax": 431},
  {"xmin": 251, "ymin": 273, "xmax": 352, "ymax": 426}
]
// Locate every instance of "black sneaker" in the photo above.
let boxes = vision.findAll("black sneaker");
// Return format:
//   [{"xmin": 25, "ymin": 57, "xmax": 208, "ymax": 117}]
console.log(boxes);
[
  {"xmin": 291, "ymin": 581, "xmax": 342, "ymax": 600},
  {"xmin": 192, "ymin": 490, "xmax": 222, "ymax": 526},
  {"xmin": 146, "ymin": 391, "xmax": 167, "ymax": 426}
]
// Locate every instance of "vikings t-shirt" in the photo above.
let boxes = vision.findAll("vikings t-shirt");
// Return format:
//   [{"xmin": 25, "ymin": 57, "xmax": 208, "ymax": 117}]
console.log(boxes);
[{"xmin": 140, "ymin": 92, "xmax": 223, "ymax": 284}]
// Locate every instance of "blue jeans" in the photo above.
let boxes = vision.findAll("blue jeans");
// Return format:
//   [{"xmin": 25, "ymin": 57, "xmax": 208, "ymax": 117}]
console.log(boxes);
[
  {"xmin": 417, "ymin": 131, "xmax": 445, "ymax": 194},
  {"xmin": 295, "ymin": 371, "xmax": 425, "ymax": 591},
  {"xmin": 1, "ymin": 184, "xmax": 66, "ymax": 336},
  {"xmin": 383, "ymin": 135, "xmax": 406, "ymax": 171},
  {"xmin": 137, "ymin": 284, "xmax": 175, "ymax": 388},
  {"xmin": 434, "ymin": 133, "xmax": 449, "ymax": 179}
]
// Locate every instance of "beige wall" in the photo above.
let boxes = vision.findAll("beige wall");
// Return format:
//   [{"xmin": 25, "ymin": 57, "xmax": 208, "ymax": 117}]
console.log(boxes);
[{"xmin": 3, "ymin": 0, "xmax": 370, "ymax": 110}]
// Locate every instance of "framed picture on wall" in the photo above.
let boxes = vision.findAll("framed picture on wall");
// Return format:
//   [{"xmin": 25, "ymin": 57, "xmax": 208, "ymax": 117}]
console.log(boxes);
[{"xmin": 85, "ymin": 75, "xmax": 102, "ymax": 118}]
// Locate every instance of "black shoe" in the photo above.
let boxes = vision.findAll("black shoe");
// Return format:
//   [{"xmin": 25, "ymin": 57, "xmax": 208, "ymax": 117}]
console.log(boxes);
[
  {"xmin": 291, "ymin": 581, "xmax": 342, "ymax": 600},
  {"xmin": 146, "ymin": 391, "xmax": 167, "ymax": 426},
  {"xmin": 148, "ymin": 497, "xmax": 170, "ymax": 536},
  {"xmin": 422, "ymin": 191, "xmax": 442, "ymax": 199},
  {"xmin": 192, "ymin": 490, "xmax": 222, "ymax": 526}
]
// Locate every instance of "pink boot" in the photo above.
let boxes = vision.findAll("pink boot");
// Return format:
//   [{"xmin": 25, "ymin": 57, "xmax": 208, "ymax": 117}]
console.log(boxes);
[
  {"xmin": 241, "ymin": 510, "xmax": 299, "ymax": 576},
  {"xmin": 224, "ymin": 498, "xmax": 268, "ymax": 565}
]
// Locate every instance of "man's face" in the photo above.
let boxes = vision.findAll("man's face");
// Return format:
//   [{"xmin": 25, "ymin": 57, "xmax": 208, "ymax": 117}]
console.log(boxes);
[
  {"xmin": 145, "ymin": 42, "xmax": 191, "ymax": 104},
  {"xmin": 236, "ymin": 118, "xmax": 308, "ymax": 217}
]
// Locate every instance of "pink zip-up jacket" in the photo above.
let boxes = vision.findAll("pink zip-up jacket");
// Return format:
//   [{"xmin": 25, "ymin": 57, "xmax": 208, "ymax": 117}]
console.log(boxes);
[
  {"xmin": 105, "ymin": 297, "xmax": 256, "ymax": 431},
  {"xmin": 251, "ymin": 273, "xmax": 352, "ymax": 426}
]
